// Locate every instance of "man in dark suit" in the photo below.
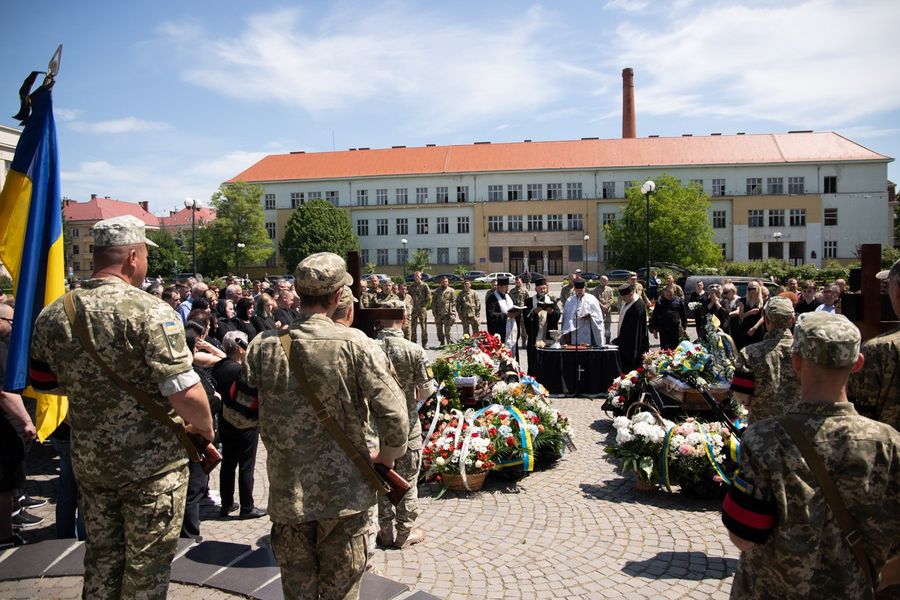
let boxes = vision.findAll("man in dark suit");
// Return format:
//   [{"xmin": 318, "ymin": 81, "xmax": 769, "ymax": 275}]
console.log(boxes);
[{"xmin": 613, "ymin": 283, "xmax": 649, "ymax": 372}]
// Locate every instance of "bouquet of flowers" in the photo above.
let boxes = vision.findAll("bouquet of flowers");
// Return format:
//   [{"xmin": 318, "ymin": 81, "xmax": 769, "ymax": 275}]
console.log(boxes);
[
  {"xmin": 661, "ymin": 417, "xmax": 737, "ymax": 498},
  {"xmin": 490, "ymin": 377, "xmax": 574, "ymax": 464},
  {"xmin": 605, "ymin": 411, "xmax": 674, "ymax": 484},
  {"xmin": 603, "ymin": 367, "xmax": 651, "ymax": 414},
  {"xmin": 421, "ymin": 409, "xmax": 501, "ymax": 491}
]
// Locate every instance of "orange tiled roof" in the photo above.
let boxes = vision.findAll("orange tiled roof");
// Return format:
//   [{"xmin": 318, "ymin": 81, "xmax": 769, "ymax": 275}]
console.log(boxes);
[
  {"xmin": 229, "ymin": 132, "xmax": 891, "ymax": 183},
  {"xmin": 63, "ymin": 197, "xmax": 159, "ymax": 226},
  {"xmin": 159, "ymin": 206, "xmax": 217, "ymax": 228}
]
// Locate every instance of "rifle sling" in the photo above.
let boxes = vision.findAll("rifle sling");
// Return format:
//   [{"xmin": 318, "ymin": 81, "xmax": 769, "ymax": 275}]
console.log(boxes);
[
  {"xmin": 278, "ymin": 330, "xmax": 389, "ymax": 496},
  {"xmin": 62, "ymin": 291, "xmax": 201, "ymax": 463}
]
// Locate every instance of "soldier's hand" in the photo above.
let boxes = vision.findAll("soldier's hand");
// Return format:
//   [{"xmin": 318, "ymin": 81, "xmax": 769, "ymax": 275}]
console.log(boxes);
[
  {"xmin": 370, "ymin": 450, "xmax": 395, "ymax": 469},
  {"xmin": 186, "ymin": 423, "xmax": 215, "ymax": 444}
]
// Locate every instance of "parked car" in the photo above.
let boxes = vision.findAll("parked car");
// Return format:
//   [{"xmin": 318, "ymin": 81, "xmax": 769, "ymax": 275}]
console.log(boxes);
[
  {"xmin": 266, "ymin": 274, "xmax": 295, "ymax": 286},
  {"xmin": 604, "ymin": 269, "xmax": 635, "ymax": 281},
  {"xmin": 404, "ymin": 272, "xmax": 432, "ymax": 283},
  {"xmin": 431, "ymin": 273, "xmax": 463, "ymax": 283},
  {"xmin": 517, "ymin": 271, "xmax": 544, "ymax": 284},
  {"xmin": 364, "ymin": 273, "xmax": 392, "ymax": 285},
  {"xmin": 475, "ymin": 272, "xmax": 515, "ymax": 283},
  {"xmin": 580, "ymin": 272, "xmax": 600, "ymax": 281},
  {"xmin": 463, "ymin": 270, "xmax": 487, "ymax": 281},
  {"xmin": 683, "ymin": 275, "xmax": 777, "ymax": 297}
]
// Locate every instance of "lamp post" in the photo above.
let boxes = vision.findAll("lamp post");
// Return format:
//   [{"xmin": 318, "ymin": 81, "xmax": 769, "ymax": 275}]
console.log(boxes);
[
  {"xmin": 236, "ymin": 242, "xmax": 245, "ymax": 281},
  {"xmin": 184, "ymin": 197, "xmax": 202, "ymax": 277},
  {"xmin": 401, "ymin": 238, "xmax": 408, "ymax": 279},
  {"xmin": 583, "ymin": 234, "xmax": 590, "ymax": 274},
  {"xmin": 640, "ymin": 180, "xmax": 656, "ymax": 288},
  {"xmin": 772, "ymin": 231, "xmax": 783, "ymax": 262}
]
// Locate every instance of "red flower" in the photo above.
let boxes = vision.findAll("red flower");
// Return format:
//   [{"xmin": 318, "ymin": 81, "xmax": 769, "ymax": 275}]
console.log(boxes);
[
  {"xmin": 440, "ymin": 398, "xmax": 449, "ymax": 406},
  {"xmin": 636, "ymin": 367, "xmax": 644, "ymax": 373},
  {"xmin": 471, "ymin": 432, "xmax": 479, "ymax": 438},
  {"xmin": 488, "ymin": 427, "xmax": 497, "ymax": 436},
  {"xmin": 506, "ymin": 436, "xmax": 516, "ymax": 446},
  {"xmin": 630, "ymin": 376, "xmax": 639, "ymax": 383}
]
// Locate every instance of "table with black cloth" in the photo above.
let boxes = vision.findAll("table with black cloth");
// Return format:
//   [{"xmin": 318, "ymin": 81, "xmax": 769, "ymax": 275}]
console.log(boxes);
[{"xmin": 532, "ymin": 346, "xmax": 622, "ymax": 397}]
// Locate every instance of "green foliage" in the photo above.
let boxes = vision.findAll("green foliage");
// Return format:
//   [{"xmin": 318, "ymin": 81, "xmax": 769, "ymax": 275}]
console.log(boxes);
[
  {"xmin": 454, "ymin": 264, "xmax": 471, "ymax": 277},
  {"xmin": 279, "ymin": 199, "xmax": 358, "ymax": 272},
  {"xmin": 407, "ymin": 248, "xmax": 430, "ymax": 274},
  {"xmin": 721, "ymin": 260, "xmax": 851, "ymax": 283},
  {"xmin": 364, "ymin": 262, "xmax": 376, "ymax": 274},
  {"xmin": 882, "ymin": 245, "xmax": 900, "ymax": 268},
  {"xmin": 605, "ymin": 174, "xmax": 722, "ymax": 269},
  {"xmin": 196, "ymin": 181, "xmax": 272, "ymax": 275},
  {"xmin": 147, "ymin": 229, "xmax": 190, "ymax": 279},
  {"xmin": 0, "ymin": 274, "xmax": 12, "ymax": 293}
]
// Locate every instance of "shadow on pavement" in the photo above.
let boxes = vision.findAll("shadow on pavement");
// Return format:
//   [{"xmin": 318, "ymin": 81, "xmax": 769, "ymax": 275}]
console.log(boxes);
[
  {"xmin": 622, "ymin": 550, "xmax": 737, "ymax": 580},
  {"xmin": 579, "ymin": 481, "xmax": 721, "ymax": 512}
]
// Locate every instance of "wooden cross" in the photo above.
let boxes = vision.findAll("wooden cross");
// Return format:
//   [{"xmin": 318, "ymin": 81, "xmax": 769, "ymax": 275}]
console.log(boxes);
[
  {"xmin": 347, "ymin": 251, "xmax": 405, "ymax": 338},
  {"xmin": 853, "ymin": 243, "xmax": 895, "ymax": 341}
]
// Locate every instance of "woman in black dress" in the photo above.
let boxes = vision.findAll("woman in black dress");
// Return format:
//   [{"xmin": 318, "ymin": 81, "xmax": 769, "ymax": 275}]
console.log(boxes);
[
  {"xmin": 234, "ymin": 297, "xmax": 258, "ymax": 341},
  {"xmin": 736, "ymin": 281, "xmax": 765, "ymax": 349}
]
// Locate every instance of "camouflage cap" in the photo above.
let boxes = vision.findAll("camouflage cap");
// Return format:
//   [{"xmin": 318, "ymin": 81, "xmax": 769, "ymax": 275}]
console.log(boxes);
[
  {"xmin": 380, "ymin": 298, "xmax": 407, "ymax": 311},
  {"xmin": 294, "ymin": 252, "xmax": 352, "ymax": 295},
  {"xmin": 792, "ymin": 312, "xmax": 860, "ymax": 368},
  {"xmin": 764, "ymin": 296, "xmax": 794, "ymax": 327},
  {"xmin": 92, "ymin": 215, "xmax": 158, "ymax": 248},
  {"xmin": 337, "ymin": 285, "xmax": 358, "ymax": 310},
  {"xmin": 876, "ymin": 259, "xmax": 900, "ymax": 281}
]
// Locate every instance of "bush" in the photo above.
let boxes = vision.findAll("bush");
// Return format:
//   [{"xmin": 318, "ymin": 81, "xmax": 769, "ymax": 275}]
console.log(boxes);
[{"xmin": 721, "ymin": 260, "xmax": 852, "ymax": 284}]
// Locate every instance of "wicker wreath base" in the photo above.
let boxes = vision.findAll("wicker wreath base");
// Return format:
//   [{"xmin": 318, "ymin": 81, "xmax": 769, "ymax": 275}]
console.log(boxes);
[{"xmin": 443, "ymin": 471, "xmax": 488, "ymax": 492}]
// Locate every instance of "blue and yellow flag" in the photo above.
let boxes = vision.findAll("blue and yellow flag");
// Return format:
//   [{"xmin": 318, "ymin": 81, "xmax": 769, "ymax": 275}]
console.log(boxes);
[{"xmin": 0, "ymin": 83, "xmax": 67, "ymax": 440}]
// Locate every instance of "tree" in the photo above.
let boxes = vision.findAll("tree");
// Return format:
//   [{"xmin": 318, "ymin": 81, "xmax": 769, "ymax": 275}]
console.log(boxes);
[
  {"xmin": 407, "ymin": 249, "xmax": 430, "ymax": 274},
  {"xmin": 196, "ymin": 181, "xmax": 272, "ymax": 275},
  {"xmin": 605, "ymin": 174, "xmax": 722, "ymax": 269},
  {"xmin": 147, "ymin": 229, "xmax": 190, "ymax": 279},
  {"xmin": 279, "ymin": 198, "xmax": 359, "ymax": 272}
]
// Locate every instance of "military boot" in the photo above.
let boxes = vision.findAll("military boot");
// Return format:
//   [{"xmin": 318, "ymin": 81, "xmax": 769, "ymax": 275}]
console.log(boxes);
[
  {"xmin": 376, "ymin": 525, "xmax": 394, "ymax": 547},
  {"xmin": 393, "ymin": 529, "xmax": 424, "ymax": 549}
]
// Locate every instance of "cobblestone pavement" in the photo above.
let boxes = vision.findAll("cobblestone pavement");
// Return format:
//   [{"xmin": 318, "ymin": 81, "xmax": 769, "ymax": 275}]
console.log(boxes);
[{"xmin": 2, "ymin": 313, "xmax": 734, "ymax": 599}]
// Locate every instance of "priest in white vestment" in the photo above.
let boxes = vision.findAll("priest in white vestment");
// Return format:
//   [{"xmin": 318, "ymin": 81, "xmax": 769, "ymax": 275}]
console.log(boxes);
[{"xmin": 561, "ymin": 280, "xmax": 605, "ymax": 346}]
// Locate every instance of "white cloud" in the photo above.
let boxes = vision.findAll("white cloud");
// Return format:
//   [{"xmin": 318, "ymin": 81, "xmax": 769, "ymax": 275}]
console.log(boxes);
[
  {"xmin": 54, "ymin": 108, "xmax": 82, "ymax": 122},
  {"xmin": 69, "ymin": 116, "xmax": 171, "ymax": 134},
  {"xmin": 604, "ymin": 0, "xmax": 650, "ymax": 12},
  {"xmin": 605, "ymin": 0, "xmax": 900, "ymax": 127},
  {"xmin": 157, "ymin": 4, "xmax": 587, "ymax": 133}
]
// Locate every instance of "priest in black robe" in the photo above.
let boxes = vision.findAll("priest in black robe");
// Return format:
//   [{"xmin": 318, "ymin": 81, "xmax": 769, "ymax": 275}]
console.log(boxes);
[
  {"xmin": 485, "ymin": 277, "xmax": 521, "ymax": 360},
  {"xmin": 613, "ymin": 283, "xmax": 649, "ymax": 372},
  {"xmin": 523, "ymin": 277, "xmax": 559, "ymax": 374}
]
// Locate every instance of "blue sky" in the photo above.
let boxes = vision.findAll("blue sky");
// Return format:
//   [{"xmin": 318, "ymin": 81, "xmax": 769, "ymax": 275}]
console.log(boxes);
[{"xmin": 3, "ymin": 0, "xmax": 898, "ymax": 216}]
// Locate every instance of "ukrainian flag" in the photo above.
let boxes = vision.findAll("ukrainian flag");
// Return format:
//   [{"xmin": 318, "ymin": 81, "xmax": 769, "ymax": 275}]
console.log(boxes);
[{"xmin": 0, "ymin": 83, "xmax": 67, "ymax": 440}]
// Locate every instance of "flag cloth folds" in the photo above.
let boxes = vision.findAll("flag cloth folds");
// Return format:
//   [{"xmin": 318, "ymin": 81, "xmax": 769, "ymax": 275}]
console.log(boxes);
[{"xmin": 0, "ymin": 84, "xmax": 67, "ymax": 440}]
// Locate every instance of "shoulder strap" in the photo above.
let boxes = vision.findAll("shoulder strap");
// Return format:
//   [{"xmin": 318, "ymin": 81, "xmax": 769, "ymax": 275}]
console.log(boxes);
[
  {"xmin": 62, "ymin": 291, "xmax": 201, "ymax": 463},
  {"xmin": 278, "ymin": 330, "xmax": 389, "ymax": 496},
  {"xmin": 779, "ymin": 416, "xmax": 874, "ymax": 589}
]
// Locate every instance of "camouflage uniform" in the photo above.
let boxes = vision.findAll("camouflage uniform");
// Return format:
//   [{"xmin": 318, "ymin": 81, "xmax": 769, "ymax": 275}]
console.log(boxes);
[
  {"xmin": 30, "ymin": 218, "xmax": 198, "ymax": 600},
  {"xmin": 848, "ymin": 325, "xmax": 899, "ymax": 431},
  {"xmin": 455, "ymin": 287, "xmax": 481, "ymax": 337},
  {"xmin": 241, "ymin": 253, "xmax": 408, "ymax": 600},
  {"xmin": 409, "ymin": 280, "xmax": 431, "ymax": 346},
  {"xmin": 431, "ymin": 286, "xmax": 457, "ymax": 346},
  {"xmin": 398, "ymin": 292, "xmax": 413, "ymax": 340},
  {"xmin": 591, "ymin": 284, "xmax": 615, "ymax": 344},
  {"xmin": 559, "ymin": 283, "xmax": 573, "ymax": 308},
  {"xmin": 509, "ymin": 284, "xmax": 529, "ymax": 347},
  {"xmin": 738, "ymin": 329, "xmax": 800, "ymax": 424},
  {"xmin": 375, "ymin": 327, "xmax": 429, "ymax": 539}
]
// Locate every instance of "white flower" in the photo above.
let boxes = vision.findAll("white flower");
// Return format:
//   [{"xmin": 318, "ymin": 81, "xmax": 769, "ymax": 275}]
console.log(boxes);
[
  {"xmin": 492, "ymin": 381, "xmax": 510, "ymax": 397},
  {"xmin": 475, "ymin": 460, "xmax": 484, "ymax": 469},
  {"xmin": 498, "ymin": 425, "xmax": 512, "ymax": 437},
  {"xmin": 527, "ymin": 424, "xmax": 539, "ymax": 437},
  {"xmin": 613, "ymin": 416, "xmax": 630, "ymax": 430},
  {"xmin": 685, "ymin": 432, "xmax": 704, "ymax": 447},
  {"xmin": 435, "ymin": 457, "xmax": 446, "ymax": 466},
  {"xmin": 616, "ymin": 428, "xmax": 634, "ymax": 444}
]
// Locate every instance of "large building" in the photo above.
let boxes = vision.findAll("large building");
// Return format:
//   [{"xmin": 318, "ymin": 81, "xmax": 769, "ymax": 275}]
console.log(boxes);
[{"xmin": 228, "ymin": 131, "xmax": 893, "ymax": 277}]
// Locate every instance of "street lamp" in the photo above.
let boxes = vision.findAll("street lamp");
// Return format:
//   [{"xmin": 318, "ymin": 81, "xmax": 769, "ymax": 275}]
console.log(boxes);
[
  {"xmin": 236, "ymin": 242, "xmax": 246, "ymax": 281},
  {"xmin": 184, "ymin": 197, "xmax": 204, "ymax": 277},
  {"xmin": 640, "ymin": 180, "xmax": 656, "ymax": 288},
  {"xmin": 401, "ymin": 238, "xmax": 408, "ymax": 279},
  {"xmin": 582, "ymin": 234, "xmax": 590, "ymax": 274}
]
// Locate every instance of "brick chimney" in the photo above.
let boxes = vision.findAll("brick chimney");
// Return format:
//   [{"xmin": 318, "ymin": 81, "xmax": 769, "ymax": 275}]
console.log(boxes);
[
  {"xmin": 90, "ymin": 193, "xmax": 97, "ymax": 200},
  {"xmin": 138, "ymin": 201, "xmax": 149, "ymax": 212},
  {"xmin": 622, "ymin": 68, "xmax": 636, "ymax": 139}
]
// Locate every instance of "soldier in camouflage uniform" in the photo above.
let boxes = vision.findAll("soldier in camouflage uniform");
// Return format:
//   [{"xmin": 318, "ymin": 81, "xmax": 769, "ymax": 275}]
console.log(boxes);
[
  {"xmin": 737, "ymin": 297, "xmax": 800, "ymax": 424},
  {"xmin": 30, "ymin": 216, "xmax": 215, "ymax": 599},
  {"xmin": 366, "ymin": 275, "xmax": 381, "ymax": 308},
  {"xmin": 375, "ymin": 299, "xmax": 434, "ymax": 548},
  {"xmin": 559, "ymin": 271, "xmax": 579, "ymax": 308},
  {"xmin": 375, "ymin": 279, "xmax": 398, "ymax": 306},
  {"xmin": 397, "ymin": 283, "xmax": 413, "ymax": 340},
  {"xmin": 409, "ymin": 271, "xmax": 431, "ymax": 347},
  {"xmin": 455, "ymin": 279, "xmax": 481, "ymax": 337},
  {"xmin": 359, "ymin": 279, "xmax": 371, "ymax": 308},
  {"xmin": 432, "ymin": 276, "xmax": 457, "ymax": 346},
  {"xmin": 509, "ymin": 277, "xmax": 529, "ymax": 348},
  {"xmin": 848, "ymin": 260, "xmax": 900, "ymax": 431},
  {"xmin": 239, "ymin": 253, "xmax": 408, "ymax": 599},
  {"xmin": 722, "ymin": 311, "xmax": 900, "ymax": 599}
]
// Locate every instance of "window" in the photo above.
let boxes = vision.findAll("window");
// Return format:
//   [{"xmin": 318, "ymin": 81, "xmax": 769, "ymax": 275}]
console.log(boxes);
[
  {"xmin": 746, "ymin": 178, "xmax": 762, "ymax": 195},
  {"xmin": 396, "ymin": 218, "xmax": 408, "ymax": 235},
  {"xmin": 488, "ymin": 185, "xmax": 503, "ymax": 202},
  {"xmin": 436, "ymin": 187, "xmax": 449, "ymax": 203},
  {"xmin": 547, "ymin": 214, "xmax": 563, "ymax": 231},
  {"xmin": 71, "ymin": 228, "xmax": 80, "ymax": 237},
  {"xmin": 415, "ymin": 187, "xmax": 428, "ymax": 204},
  {"xmin": 824, "ymin": 208, "xmax": 838, "ymax": 226},
  {"xmin": 397, "ymin": 248, "xmax": 408, "ymax": 266},
  {"xmin": 74, "ymin": 262, "xmax": 81, "ymax": 272},
  {"xmin": 766, "ymin": 177, "xmax": 784, "ymax": 195},
  {"xmin": 547, "ymin": 183, "xmax": 562, "ymax": 200},
  {"xmin": 748, "ymin": 209, "xmax": 764, "ymax": 227},
  {"xmin": 748, "ymin": 242, "xmax": 763, "ymax": 260},
  {"xmin": 437, "ymin": 248, "xmax": 449, "ymax": 265},
  {"xmin": 72, "ymin": 245, "xmax": 79, "ymax": 255},
  {"xmin": 360, "ymin": 249, "xmax": 369, "ymax": 265},
  {"xmin": 824, "ymin": 240, "xmax": 837, "ymax": 258},
  {"xmin": 265, "ymin": 222, "xmax": 276, "ymax": 239},
  {"xmin": 602, "ymin": 212, "xmax": 616, "ymax": 226},
  {"xmin": 712, "ymin": 179, "xmax": 726, "ymax": 197},
  {"xmin": 489, "ymin": 247, "xmax": 503, "ymax": 262},
  {"xmin": 395, "ymin": 188, "xmax": 408, "ymax": 205},
  {"xmin": 712, "ymin": 210, "xmax": 726, "ymax": 229},
  {"xmin": 789, "ymin": 208, "xmax": 806, "ymax": 226},
  {"xmin": 309, "ymin": 191, "xmax": 323, "ymax": 201},
  {"xmin": 768, "ymin": 242, "xmax": 784, "ymax": 260},
  {"xmin": 824, "ymin": 176, "xmax": 837, "ymax": 194},
  {"xmin": 689, "ymin": 179, "xmax": 703, "ymax": 189},
  {"xmin": 437, "ymin": 217, "xmax": 449, "ymax": 234},
  {"xmin": 457, "ymin": 247, "xmax": 470, "ymax": 265},
  {"xmin": 291, "ymin": 192, "xmax": 304, "ymax": 208},
  {"xmin": 527, "ymin": 184, "xmax": 542, "ymax": 200},
  {"xmin": 457, "ymin": 186, "xmax": 468, "ymax": 202},
  {"xmin": 377, "ymin": 249, "xmax": 388, "ymax": 266},
  {"xmin": 788, "ymin": 177, "xmax": 805, "ymax": 194},
  {"xmin": 720, "ymin": 243, "xmax": 727, "ymax": 259},
  {"xmin": 356, "ymin": 189, "xmax": 369, "ymax": 206},
  {"xmin": 488, "ymin": 216, "xmax": 503, "ymax": 232},
  {"xmin": 768, "ymin": 209, "xmax": 785, "ymax": 227},
  {"xmin": 266, "ymin": 255, "xmax": 277, "ymax": 268},
  {"xmin": 567, "ymin": 182, "xmax": 583, "ymax": 199},
  {"xmin": 507, "ymin": 184, "xmax": 522, "ymax": 201},
  {"xmin": 89, "ymin": 244, "xmax": 94, "ymax": 253},
  {"xmin": 602, "ymin": 245, "xmax": 613, "ymax": 263},
  {"xmin": 567, "ymin": 213, "xmax": 583, "ymax": 231},
  {"xmin": 376, "ymin": 218, "xmax": 388, "ymax": 236},
  {"xmin": 602, "ymin": 181, "xmax": 616, "ymax": 199},
  {"xmin": 568, "ymin": 245, "xmax": 583, "ymax": 262},
  {"xmin": 457, "ymin": 216, "xmax": 470, "ymax": 234},
  {"xmin": 376, "ymin": 189, "xmax": 388, "ymax": 205},
  {"xmin": 508, "ymin": 215, "xmax": 523, "ymax": 232},
  {"xmin": 357, "ymin": 220, "xmax": 369, "ymax": 236},
  {"xmin": 265, "ymin": 194, "xmax": 276, "ymax": 210},
  {"xmin": 527, "ymin": 215, "xmax": 543, "ymax": 231},
  {"xmin": 325, "ymin": 191, "xmax": 338, "ymax": 205},
  {"xmin": 416, "ymin": 217, "xmax": 428, "ymax": 235}
]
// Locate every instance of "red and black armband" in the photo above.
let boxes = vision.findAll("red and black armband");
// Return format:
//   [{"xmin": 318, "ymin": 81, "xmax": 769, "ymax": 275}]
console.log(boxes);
[
  {"xmin": 28, "ymin": 358, "xmax": 59, "ymax": 391},
  {"xmin": 229, "ymin": 379, "xmax": 259, "ymax": 416},
  {"xmin": 722, "ymin": 482, "xmax": 776, "ymax": 544}
]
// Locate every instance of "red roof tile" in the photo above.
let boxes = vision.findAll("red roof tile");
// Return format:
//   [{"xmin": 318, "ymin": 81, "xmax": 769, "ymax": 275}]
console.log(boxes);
[
  {"xmin": 159, "ymin": 207, "xmax": 217, "ymax": 228},
  {"xmin": 228, "ymin": 132, "xmax": 891, "ymax": 183},
  {"xmin": 63, "ymin": 197, "xmax": 159, "ymax": 226}
]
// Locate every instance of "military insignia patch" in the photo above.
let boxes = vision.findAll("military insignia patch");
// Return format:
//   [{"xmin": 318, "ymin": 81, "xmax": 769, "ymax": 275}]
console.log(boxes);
[{"xmin": 162, "ymin": 321, "xmax": 187, "ymax": 359}]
